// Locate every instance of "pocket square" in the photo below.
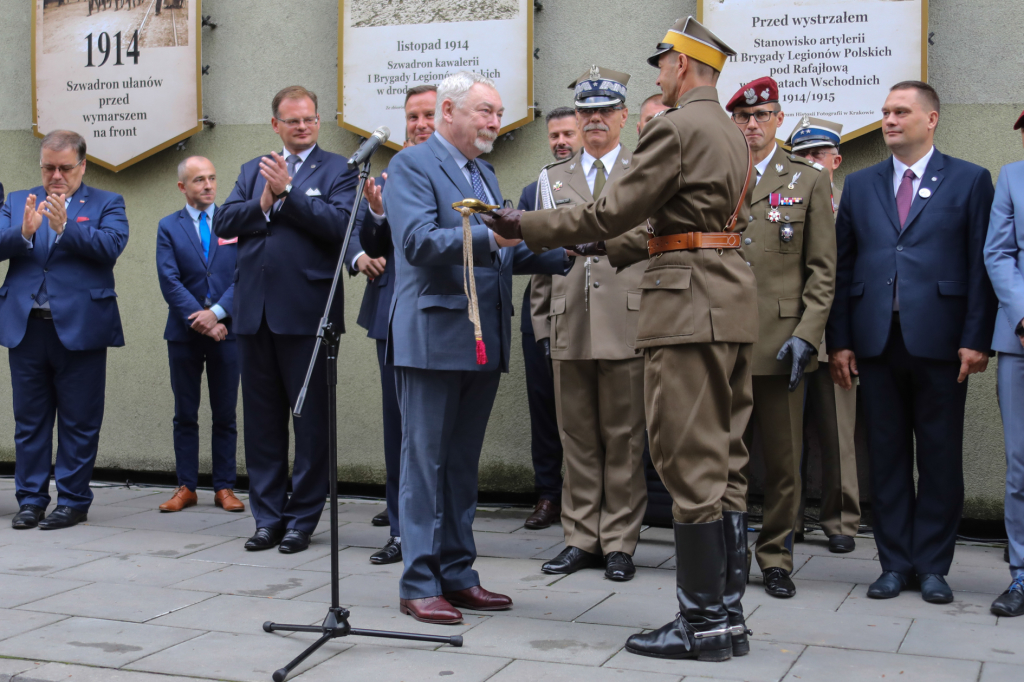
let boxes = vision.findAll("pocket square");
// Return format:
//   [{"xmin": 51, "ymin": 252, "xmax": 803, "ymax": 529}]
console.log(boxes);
[
  {"xmin": 217, "ymin": 237, "xmax": 238, "ymax": 245},
  {"xmin": 305, "ymin": 188, "xmax": 322, "ymax": 197},
  {"xmin": 76, "ymin": 216, "xmax": 89, "ymax": 222}
]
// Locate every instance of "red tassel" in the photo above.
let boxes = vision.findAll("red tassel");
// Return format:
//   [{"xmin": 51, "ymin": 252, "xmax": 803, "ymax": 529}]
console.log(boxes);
[{"xmin": 476, "ymin": 338, "xmax": 488, "ymax": 365}]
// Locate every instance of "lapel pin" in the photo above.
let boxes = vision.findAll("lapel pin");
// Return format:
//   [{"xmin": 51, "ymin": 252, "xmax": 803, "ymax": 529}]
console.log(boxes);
[
  {"xmin": 918, "ymin": 187, "xmax": 932, "ymax": 198},
  {"xmin": 569, "ymin": 164, "xmax": 576, "ymax": 170},
  {"xmin": 553, "ymin": 181, "xmax": 563, "ymax": 191},
  {"xmin": 310, "ymin": 165, "xmax": 316, "ymax": 170},
  {"xmin": 788, "ymin": 171, "xmax": 801, "ymax": 190},
  {"xmin": 622, "ymin": 158, "xmax": 628, "ymax": 166},
  {"xmin": 931, "ymin": 176, "xmax": 937, "ymax": 181},
  {"xmin": 775, "ymin": 163, "xmax": 784, "ymax": 173}
]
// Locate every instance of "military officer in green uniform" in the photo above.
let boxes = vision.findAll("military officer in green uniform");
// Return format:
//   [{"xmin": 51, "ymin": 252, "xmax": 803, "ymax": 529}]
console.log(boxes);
[
  {"xmin": 786, "ymin": 116, "xmax": 861, "ymax": 554},
  {"xmin": 725, "ymin": 78, "xmax": 837, "ymax": 599}
]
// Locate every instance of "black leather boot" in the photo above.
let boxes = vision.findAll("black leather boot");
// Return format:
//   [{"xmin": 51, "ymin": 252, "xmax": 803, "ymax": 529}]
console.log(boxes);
[
  {"xmin": 625, "ymin": 519, "xmax": 733, "ymax": 662},
  {"xmin": 723, "ymin": 510, "xmax": 750, "ymax": 656}
]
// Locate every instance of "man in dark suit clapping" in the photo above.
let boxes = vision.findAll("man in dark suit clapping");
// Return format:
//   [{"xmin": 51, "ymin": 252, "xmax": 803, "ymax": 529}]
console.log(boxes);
[
  {"xmin": 214, "ymin": 86, "xmax": 358, "ymax": 554},
  {"xmin": 827, "ymin": 81, "xmax": 997, "ymax": 603}
]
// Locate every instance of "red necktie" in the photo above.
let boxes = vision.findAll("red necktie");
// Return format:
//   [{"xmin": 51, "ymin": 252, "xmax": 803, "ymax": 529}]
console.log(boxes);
[{"xmin": 896, "ymin": 168, "xmax": 915, "ymax": 229}]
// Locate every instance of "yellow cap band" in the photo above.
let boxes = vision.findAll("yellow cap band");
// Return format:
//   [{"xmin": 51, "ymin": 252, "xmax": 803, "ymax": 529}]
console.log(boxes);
[{"xmin": 660, "ymin": 32, "xmax": 727, "ymax": 72}]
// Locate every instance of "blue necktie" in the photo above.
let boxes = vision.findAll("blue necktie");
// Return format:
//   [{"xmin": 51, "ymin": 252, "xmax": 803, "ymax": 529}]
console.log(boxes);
[
  {"xmin": 199, "ymin": 211, "xmax": 211, "ymax": 261},
  {"xmin": 466, "ymin": 160, "xmax": 489, "ymax": 204}
]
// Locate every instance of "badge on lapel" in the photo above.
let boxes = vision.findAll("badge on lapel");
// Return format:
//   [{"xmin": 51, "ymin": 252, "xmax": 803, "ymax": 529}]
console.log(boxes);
[
  {"xmin": 553, "ymin": 181, "xmax": 563, "ymax": 191},
  {"xmin": 306, "ymin": 188, "xmax": 322, "ymax": 196},
  {"xmin": 918, "ymin": 188, "xmax": 932, "ymax": 198}
]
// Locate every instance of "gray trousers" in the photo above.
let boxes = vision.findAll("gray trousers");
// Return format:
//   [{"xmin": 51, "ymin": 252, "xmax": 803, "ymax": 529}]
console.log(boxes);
[{"xmin": 998, "ymin": 352, "xmax": 1024, "ymax": 580}]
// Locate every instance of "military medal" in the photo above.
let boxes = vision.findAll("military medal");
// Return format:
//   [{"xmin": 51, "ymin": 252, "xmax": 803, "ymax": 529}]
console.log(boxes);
[
  {"xmin": 768, "ymin": 193, "xmax": 782, "ymax": 222},
  {"xmin": 553, "ymin": 181, "xmax": 563, "ymax": 191},
  {"xmin": 788, "ymin": 171, "xmax": 801, "ymax": 190},
  {"xmin": 778, "ymin": 197, "xmax": 802, "ymax": 205},
  {"xmin": 780, "ymin": 224, "xmax": 794, "ymax": 242}
]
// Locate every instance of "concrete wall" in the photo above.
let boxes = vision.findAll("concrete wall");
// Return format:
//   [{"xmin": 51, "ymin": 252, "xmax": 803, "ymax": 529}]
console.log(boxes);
[{"xmin": 1, "ymin": 0, "xmax": 1021, "ymax": 518}]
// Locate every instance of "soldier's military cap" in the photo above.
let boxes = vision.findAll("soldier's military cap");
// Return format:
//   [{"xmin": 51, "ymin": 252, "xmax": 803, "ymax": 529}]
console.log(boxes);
[
  {"xmin": 725, "ymin": 76, "xmax": 779, "ymax": 112},
  {"xmin": 647, "ymin": 16, "xmax": 736, "ymax": 71},
  {"xmin": 785, "ymin": 116, "xmax": 843, "ymax": 152},
  {"xmin": 569, "ymin": 66, "xmax": 630, "ymax": 109},
  {"xmin": 1014, "ymin": 108, "xmax": 1024, "ymax": 131}
]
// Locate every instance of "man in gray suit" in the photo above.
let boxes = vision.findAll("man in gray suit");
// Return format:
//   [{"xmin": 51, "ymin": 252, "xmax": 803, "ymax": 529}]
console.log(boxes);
[{"xmin": 382, "ymin": 71, "xmax": 571, "ymax": 625}]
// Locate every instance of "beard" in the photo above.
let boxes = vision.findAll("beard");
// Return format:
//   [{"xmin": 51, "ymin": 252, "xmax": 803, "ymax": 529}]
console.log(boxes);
[{"xmin": 473, "ymin": 128, "xmax": 497, "ymax": 153}]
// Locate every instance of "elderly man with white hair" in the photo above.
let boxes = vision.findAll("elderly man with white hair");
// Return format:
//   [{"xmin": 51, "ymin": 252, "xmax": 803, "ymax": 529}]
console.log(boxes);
[{"xmin": 381, "ymin": 71, "xmax": 572, "ymax": 624}]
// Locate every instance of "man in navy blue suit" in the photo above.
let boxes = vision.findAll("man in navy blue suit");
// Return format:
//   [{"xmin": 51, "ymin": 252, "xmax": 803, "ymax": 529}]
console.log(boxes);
[
  {"xmin": 344, "ymin": 84, "xmax": 439, "ymax": 566},
  {"xmin": 382, "ymin": 71, "xmax": 571, "ymax": 624},
  {"xmin": 155, "ymin": 156, "xmax": 244, "ymax": 514},
  {"xmin": 827, "ymin": 81, "xmax": 997, "ymax": 603},
  {"xmin": 214, "ymin": 86, "xmax": 358, "ymax": 554},
  {"xmin": 1, "ymin": 130, "xmax": 129, "ymax": 531}
]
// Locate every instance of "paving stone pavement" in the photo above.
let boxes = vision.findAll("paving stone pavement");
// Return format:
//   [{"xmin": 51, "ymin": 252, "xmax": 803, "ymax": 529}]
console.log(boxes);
[{"xmin": 0, "ymin": 482, "xmax": 1020, "ymax": 682}]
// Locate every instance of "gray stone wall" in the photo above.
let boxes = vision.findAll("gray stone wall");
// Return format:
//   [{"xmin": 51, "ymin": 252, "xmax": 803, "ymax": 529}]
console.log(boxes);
[{"xmin": 0, "ymin": 0, "xmax": 1020, "ymax": 518}]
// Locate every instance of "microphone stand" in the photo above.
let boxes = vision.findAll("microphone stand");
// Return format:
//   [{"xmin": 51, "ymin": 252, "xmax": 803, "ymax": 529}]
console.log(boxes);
[{"xmin": 262, "ymin": 156, "xmax": 462, "ymax": 682}]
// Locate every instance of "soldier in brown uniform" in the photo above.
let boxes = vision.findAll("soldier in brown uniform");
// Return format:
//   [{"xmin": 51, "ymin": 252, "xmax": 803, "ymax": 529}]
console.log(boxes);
[
  {"xmin": 486, "ymin": 16, "xmax": 758, "ymax": 663},
  {"xmin": 725, "ymin": 78, "xmax": 837, "ymax": 599},
  {"xmin": 532, "ymin": 67, "xmax": 648, "ymax": 583},
  {"xmin": 785, "ymin": 116, "xmax": 861, "ymax": 554}
]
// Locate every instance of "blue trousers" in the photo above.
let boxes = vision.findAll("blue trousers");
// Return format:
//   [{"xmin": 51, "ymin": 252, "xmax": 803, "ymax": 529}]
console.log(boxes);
[
  {"xmin": 998, "ymin": 352, "xmax": 1024, "ymax": 580},
  {"xmin": 395, "ymin": 366, "xmax": 500, "ymax": 599},
  {"xmin": 10, "ymin": 318, "xmax": 107, "ymax": 511},
  {"xmin": 167, "ymin": 337, "xmax": 239, "ymax": 491},
  {"xmin": 376, "ymin": 339, "xmax": 401, "ymax": 537}
]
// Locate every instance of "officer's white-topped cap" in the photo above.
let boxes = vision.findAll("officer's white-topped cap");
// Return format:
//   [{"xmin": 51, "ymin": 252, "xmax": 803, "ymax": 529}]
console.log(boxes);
[
  {"xmin": 569, "ymin": 66, "xmax": 630, "ymax": 109},
  {"xmin": 647, "ymin": 16, "xmax": 736, "ymax": 71},
  {"xmin": 785, "ymin": 116, "xmax": 843, "ymax": 152}
]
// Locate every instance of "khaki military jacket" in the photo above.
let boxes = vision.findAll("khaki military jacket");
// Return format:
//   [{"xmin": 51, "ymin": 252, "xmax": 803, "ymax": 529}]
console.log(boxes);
[
  {"xmin": 528, "ymin": 147, "xmax": 647, "ymax": 360},
  {"xmin": 742, "ymin": 146, "xmax": 836, "ymax": 375},
  {"xmin": 520, "ymin": 86, "xmax": 758, "ymax": 349}
]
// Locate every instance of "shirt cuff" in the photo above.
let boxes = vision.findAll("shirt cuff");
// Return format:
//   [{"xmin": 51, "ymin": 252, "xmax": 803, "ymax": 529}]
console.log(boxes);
[
  {"xmin": 488, "ymin": 230, "xmax": 499, "ymax": 251},
  {"xmin": 23, "ymin": 235, "xmax": 33, "ymax": 249},
  {"xmin": 351, "ymin": 250, "xmax": 365, "ymax": 270},
  {"xmin": 369, "ymin": 207, "xmax": 386, "ymax": 223},
  {"xmin": 210, "ymin": 304, "xmax": 227, "ymax": 321},
  {"xmin": 263, "ymin": 209, "xmax": 271, "ymax": 222},
  {"xmin": 54, "ymin": 230, "xmax": 64, "ymax": 243}
]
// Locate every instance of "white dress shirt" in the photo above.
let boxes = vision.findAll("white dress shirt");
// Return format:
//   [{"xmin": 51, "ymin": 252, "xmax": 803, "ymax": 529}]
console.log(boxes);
[
  {"xmin": 892, "ymin": 146, "xmax": 935, "ymax": 197},
  {"xmin": 753, "ymin": 144, "xmax": 777, "ymax": 186},
  {"xmin": 184, "ymin": 203, "xmax": 226, "ymax": 321},
  {"xmin": 25, "ymin": 196, "xmax": 71, "ymax": 310},
  {"xmin": 580, "ymin": 145, "xmax": 622, "ymax": 195},
  {"xmin": 433, "ymin": 131, "xmax": 500, "ymax": 251}
]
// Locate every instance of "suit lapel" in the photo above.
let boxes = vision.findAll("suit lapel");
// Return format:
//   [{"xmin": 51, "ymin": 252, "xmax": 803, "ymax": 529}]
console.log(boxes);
[
  {"xmin": 566, "ymin": 152, "xmax": 593, "ymax": 203},
  {"xmin": 478, "ymin": 161, "xmax": 503, "ymax": 206},
  {"xmin": 179, "ymin": 209, "xmax": 206, "ymax": 263},
  {"xmin": 874, "ymin": 158, "xmax": 901, "ymax": 233},
  {"xmin": 430, "ymin": 136, "xmax": 478, "ymax": 205},
  {"xmin": 607, "ymin": 148, "xmax": 631, "ymax": 184},
  {"xmin": 751, "ymin": 147, "xmax": 788, "ymax": 205},
  {"xmin": 900, "ymin": 152, "xmax": 945, "ymax": 235},
  {"xmin": 206, "ymin": 207, "xmax": 219, "ymax": 265},
  {"xmin": 289, "ymin": 146, "xmax": 320, "ymax": 193}
]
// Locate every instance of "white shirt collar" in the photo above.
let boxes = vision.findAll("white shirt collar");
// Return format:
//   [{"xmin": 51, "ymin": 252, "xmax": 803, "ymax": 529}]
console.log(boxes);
[
  {"xmin": 754, "ymin": 143, "xmax": 778, "ymax": 181},
  {"xmin": 581, "ymin": 145, "xmax": 622, "ymax": 177},
  {"xmin": 282, "ymin": 145, "xmax": 316, "ymax": 163},
  {"xmin": 185, "ymin": 203, "xmax": 215, "ymax": 222},
  {"xmin": 893, "ymin": 146, "xmax": 935, "ymax": 185}
]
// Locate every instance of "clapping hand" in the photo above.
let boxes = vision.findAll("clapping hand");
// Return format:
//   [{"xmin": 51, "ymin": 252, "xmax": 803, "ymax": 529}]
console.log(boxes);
[
  {"xmin": 364, "ymin": 172, "xmax": 387, "ymax": 216},
  {"xmin": 21, "ymin": 194, "xmax": 44, "ymax": 240}
]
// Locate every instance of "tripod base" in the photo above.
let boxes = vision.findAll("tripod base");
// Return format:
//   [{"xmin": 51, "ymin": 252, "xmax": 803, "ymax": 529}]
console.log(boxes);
[{"xmin": 264, "ymin": 607, "xmax": 463, "ymax": 681}]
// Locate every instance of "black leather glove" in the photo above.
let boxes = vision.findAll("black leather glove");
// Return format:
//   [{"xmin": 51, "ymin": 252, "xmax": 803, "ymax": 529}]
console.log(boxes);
[
  {"xmin": 776, "ymin": 336, "xmax": 816, "ymax": 392},
  {"xmin": 481, "ymin": 208, "xmax": 524, "ymax": 240},
  {"xmin": 538, "ymin": 337, "xmax": 552, "ymax": 376},
  {"xmin": 572, "ymin": 241, "xmax": 607, "ymax": 256}
]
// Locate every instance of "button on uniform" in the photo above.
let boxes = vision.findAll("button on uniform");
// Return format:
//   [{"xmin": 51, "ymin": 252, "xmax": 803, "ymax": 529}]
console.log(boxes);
[
  {"xmin": 744, "ymin": 238, "xmax": 752, "ymax": 245},
  {"xmin": 896, "ymin": 245, "xmax": 903, "ymax": 251}
]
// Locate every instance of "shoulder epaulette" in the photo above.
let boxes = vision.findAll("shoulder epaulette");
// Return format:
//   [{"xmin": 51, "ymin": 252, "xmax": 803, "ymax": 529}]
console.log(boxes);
[{"xmin": 789, "ymin": 155, "xmax": 824, "ymax": 172}]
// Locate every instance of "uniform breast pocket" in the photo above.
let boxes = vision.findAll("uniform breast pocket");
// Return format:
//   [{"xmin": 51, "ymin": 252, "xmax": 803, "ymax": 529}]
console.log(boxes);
[
  {"xmin": 636, "ymin": 266, "xmax": 693, "ymax": 341},
  {"xmin": 764, "ymin": 206, "xmax": 805, "ymax": 254},
  {"xmin": 550, "ymin": 295, "xmax": 568, "ymax": 350}
]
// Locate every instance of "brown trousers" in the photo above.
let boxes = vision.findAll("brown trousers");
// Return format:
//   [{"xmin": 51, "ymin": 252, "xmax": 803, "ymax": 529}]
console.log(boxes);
[
  {"xmin": 645, "ymin": 343, "xmax": 754, "ymax": 524},
  {"xmin": 554, "ymin": 358, "xmax": 647, "ymax": 555},
  {"xmin": 805, "ymin": 368, "xmax": 861, "ymax": 537}
]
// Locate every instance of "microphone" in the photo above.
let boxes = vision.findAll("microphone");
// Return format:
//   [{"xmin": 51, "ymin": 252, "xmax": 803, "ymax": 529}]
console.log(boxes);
[{"xmin": 347, "ymin": 126, "xmax": 390, "ymax": 169}]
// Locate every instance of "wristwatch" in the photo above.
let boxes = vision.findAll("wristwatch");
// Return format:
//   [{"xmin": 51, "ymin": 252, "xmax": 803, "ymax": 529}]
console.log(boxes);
[{"xmin": 275, "ymin": 183, "xmax": 292, "ymax": 200}]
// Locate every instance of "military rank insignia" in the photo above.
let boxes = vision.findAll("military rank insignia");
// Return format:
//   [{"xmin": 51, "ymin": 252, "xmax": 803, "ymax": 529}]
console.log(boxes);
[
  {"xmin": 780, "ymin": 224, "xmax": 794, "ymax": 242},
  {"xmin": 775, "ymin": 163, "xmax": 784, "ymax": 173},
  {"xmin": 553, "ymin": 181, "xmax": 563, "ymax": 191}
]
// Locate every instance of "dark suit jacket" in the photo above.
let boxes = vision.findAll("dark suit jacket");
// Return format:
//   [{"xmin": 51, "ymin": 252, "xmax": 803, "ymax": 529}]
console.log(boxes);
[
  {"xmin": 0, "ymin": 183, "xmax": 129, "ymax": 350},
  {"xmin": 213, "ymin": 144, "xmax": 358, "ymax": 336},
  {"xmin": 517, "ymin": 181, "xmax": 538, "ymax": 335},
  {"xmin": 156, "ymin": 206, "xmax": 237, "ymax": 342},
  {"xmin": 826, "ymin": 150, "xmax": 997, "ymax": 361}
]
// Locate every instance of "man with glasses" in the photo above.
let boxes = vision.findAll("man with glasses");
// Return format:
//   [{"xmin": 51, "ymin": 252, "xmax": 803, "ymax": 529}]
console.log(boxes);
[
  {"xmin": 785, "ymin": 117, "xmax": 861, "ymax": 555},
  {"xmin": 2, "ymin": 130, "xmax": 129, "ymax": 531},
  {"xmin": 215, "ymin": 85, "xmax": 358, "ymax": 554},
  {"xmin": 533, "ymin": 66, "xmax": 649, "ymax": 583},
  {"xmin": 725, "ymin": 77, "xmax": 836, "ymax": 599}
]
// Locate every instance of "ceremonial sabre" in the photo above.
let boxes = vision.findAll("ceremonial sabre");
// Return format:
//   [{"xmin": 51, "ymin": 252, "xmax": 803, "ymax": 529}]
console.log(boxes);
[{"xmin": 452, "ymin": 199, "xmax": 498, "ymax": 365}]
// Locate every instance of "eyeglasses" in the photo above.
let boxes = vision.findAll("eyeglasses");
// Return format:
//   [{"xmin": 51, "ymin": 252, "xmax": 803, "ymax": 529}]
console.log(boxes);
[
  {"xmin": 578, "ymin": 106, "xmax": 624, "ymax": 117},
  {"xmin": 732, "ymin": 110, "xmax": 777, "ymax": 124},
  {"xmin": 277, "ymin": 116, "xmax": 319, "ymax": 127},
  {"xmin": 802, "ymin": 148, "xmax": 838, "ymax": 163},
  {"xmin": 40, "ymin": 159, "xmax": 84, "ymax": 175}
]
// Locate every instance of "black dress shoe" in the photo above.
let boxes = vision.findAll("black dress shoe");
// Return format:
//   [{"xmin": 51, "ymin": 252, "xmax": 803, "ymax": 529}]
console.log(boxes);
[
  {"xmin": 37, "ymin": 506, "xmax": 87, "ymax": 530},
  {"xmin": 991, "ymin": 578, "xmax": 1024, "ymax": 617},
  {"xmin": 278, "ymin": 529, "xmax": 311, "ymax": 554},
  {"xmin": 371, "ymin": 510, "xmax": 389, "ymax": 527},
  {"xmin": 605, "ymin": 552, "xmax": 635, "ymax": 582},
  {"xmin": 12, "ymin": 504, "xmax": 46, "ymax": 530},
  {"xmin": 370, "ymin": 537, "xmax": 402, "ymax": 565},
  {"xmin": 867, "ymin": 571, "xmax": 910, "ymax": 599},
  {"xmin": 542, "ymin": 546, "xmax": 603, "ymax": 575},
  {"xmin": 919, "ymin": 574, "xmax": 953, "ymax": 604},
  {"xmin": 762, "ymin": 567, "xmax": 796, "ymax": 598},
  {"xmin": 828, "ymin": 535, "xmax": 856, "ymax": 553},
  {"xmin": 244, "ymin": 527, "xmax": 285, "ymax": 551}
]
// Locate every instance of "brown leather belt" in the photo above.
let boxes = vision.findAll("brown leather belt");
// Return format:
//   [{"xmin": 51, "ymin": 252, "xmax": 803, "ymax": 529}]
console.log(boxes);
[{"xmin": 648, "ymin": 232, "xmax": 742, "ymax": 256}]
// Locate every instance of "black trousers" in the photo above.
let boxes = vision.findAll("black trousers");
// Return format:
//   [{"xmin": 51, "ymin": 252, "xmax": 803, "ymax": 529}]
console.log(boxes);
[
  {"xmin": 521, "ymin": 330, "xmax": 563, "ymax": 501},
  {"xmin": 858, "ymin": 315, "xmax": 967, "ymax": 576}
]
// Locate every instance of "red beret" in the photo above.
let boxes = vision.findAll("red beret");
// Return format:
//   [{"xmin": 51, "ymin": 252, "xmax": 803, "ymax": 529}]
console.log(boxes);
[
  {"xmin": 1015, "ymin": 109, "xmax": 1024, "ymax": 131},
  {"xmin": 726, "ymin": 76, "xmax": 779, "ymax": 112}
]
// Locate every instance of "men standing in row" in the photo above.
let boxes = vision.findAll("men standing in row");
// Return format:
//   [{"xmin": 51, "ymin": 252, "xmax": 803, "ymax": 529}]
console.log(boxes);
[
  {"xmin": 486, "ymin": 17, "xmax": 758, "ymax": 662},
  {"xmin": 383, "ymin": 71, "xmax": 571, "ymax": 625},
  {"xmin": 726, "ymin": 78, "xmax": 836, "ymax": 599},
  {"xmin": 537, "ymin": 67, "xmax": 649, "ymax": 583},
  {"xmin": 828, "ymin": 81, "xmax": 996, "ymax": 604},
  {"xmin": 983, "ymin": 109, "xmax": 1024, "ymax": 617},
  {"xmin": 215, "ymin": 86, "xmax": 358, "ymax": 554},
  {"xmin": 3, "ymin": 130, "xmax": 130, "ymax": 530},
  {"xmin": 518, "ymin": 106, "xmax": 579, "ymax": 531},
  {"xmin": 349, "ymin": 84, "xmax": 439, "ymax": 565},
  {"xmin": 786, "ymin": 117, "xmax": 861, "ymax": 553},
  {"xmin": 155, "ymin": 156, "xmax": 244, "ymax": 514}
]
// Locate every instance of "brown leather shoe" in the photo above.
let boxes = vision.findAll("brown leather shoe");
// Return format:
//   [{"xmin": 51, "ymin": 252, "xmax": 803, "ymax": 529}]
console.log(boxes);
[
  {"xmin": 159, "ymin": 486, "xmax": 198, "ymax": 512},
  {"xmin": 215, "ymin": 489, "xmax": 245, "ymax": 512},
  {"xmin": 525, "ymin": 499, "xmax": 560, "ymax": 530},
  {"xmin": 443, "ymin": 585, "xmax": 513, "ymax": 611},
  {"xmin": 399, "ymin": 596, "xmax": 463, "ymax": 624}
]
